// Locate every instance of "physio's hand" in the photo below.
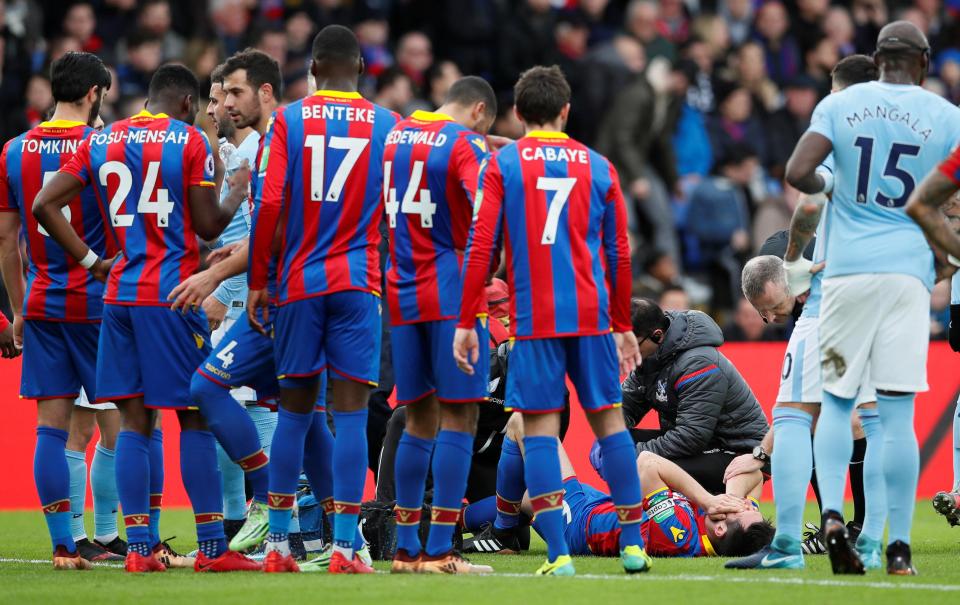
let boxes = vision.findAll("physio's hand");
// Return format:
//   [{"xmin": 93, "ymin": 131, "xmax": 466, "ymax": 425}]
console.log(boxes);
[
  {"xmin": 452, "ymin": 327, "xmax": 479, "ymax": 375},
  {"xmin": 723, "ymin": 453, "xmax": 764, "ymax": 484}
]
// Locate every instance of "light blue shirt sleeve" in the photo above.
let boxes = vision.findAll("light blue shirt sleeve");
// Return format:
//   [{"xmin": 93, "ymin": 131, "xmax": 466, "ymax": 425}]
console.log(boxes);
[{"xmin": 952, "ymin": 272, "xmax": 960, "ymax": 305}]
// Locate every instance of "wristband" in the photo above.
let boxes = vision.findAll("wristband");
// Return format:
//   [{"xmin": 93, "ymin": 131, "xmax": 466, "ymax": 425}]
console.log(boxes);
[
  {"xmin": 816, "ymin": 169, "xmax": 834, "ymax": 195},
  {"xmin": 78, "ymin": 249, "xmax": 99, "ymax": 270}
]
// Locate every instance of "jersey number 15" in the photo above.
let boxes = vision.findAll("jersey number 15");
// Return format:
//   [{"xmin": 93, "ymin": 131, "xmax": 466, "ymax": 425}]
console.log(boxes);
[{"xmin": 853, "ymin": 136, "xmax": 920, "ymax": 208}]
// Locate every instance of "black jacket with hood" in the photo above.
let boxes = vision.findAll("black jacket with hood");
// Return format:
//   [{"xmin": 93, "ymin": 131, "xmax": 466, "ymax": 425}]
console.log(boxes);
[{"xmin": 621, "ymin": 310, "xmax": 768, "ymax": 458}]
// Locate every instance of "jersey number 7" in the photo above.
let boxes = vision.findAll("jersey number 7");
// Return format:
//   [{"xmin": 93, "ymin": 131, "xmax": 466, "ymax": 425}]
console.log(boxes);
[{"xmin": 538, "ymin": 176, "xmax": 576, "ymax": 245}]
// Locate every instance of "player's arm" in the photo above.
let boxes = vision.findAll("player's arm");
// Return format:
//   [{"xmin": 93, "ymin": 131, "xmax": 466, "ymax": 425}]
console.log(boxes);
[
  {"xmin": 723, "ymin": 427, "xmax": 773, "ymax": 484},
  {"xmin": 636, "ymin": 355, "xmax": 723, "ymax": 458},
  {"xmin": 187, "ymin": 132, "xmax": 246, "ymax": 241},
  {"xmin": 454, "ymin": 156, "xmax": 505, "ymax": 375},
  {"xmin": 906, "ymin": 159, "xmax": 960, "ymax": 259},
  {"xmin": 784, "ymin": 131, "xmax": 833, "ymax": 195},
  {"xmin": 168, "ymin": 238, "xmax": 250, "ymax": 310},
  {"xmin": 246, "ymin": 111, "xmax": 288, "ymax": 334},
  {"xmin": 33, "ymin": 141, "xmax": 114, "ymax": 282},
  {"xmin": 0, "ymin": 150, "xmax": 23, "ymax": 356},
  {"xmin": 602, "ymin": 162, "xmax": 642, "ymax": 374},
  {"xmin": 636, "ymin": 451, "xmax": 748, "ymax": 516}
]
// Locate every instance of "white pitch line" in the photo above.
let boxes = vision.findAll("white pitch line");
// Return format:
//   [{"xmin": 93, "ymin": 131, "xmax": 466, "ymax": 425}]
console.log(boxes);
[
  {"xmin": 492, "ymin": 572, "xmax": 960, "ymax": 592},
  {"xmin": 2, "ymin": 558, "xmax": 958, "ymax": 592}
]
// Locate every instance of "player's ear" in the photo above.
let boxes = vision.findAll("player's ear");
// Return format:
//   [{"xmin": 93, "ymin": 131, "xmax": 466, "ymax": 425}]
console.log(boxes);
[
  {"xmin": 713, "ymin": 520, "xmax": 727, "ymax": 538},
  {"xmin": 559, "ymin": 103, "xmax": 571, "ymax": 124},
  {"xmin": 358, "ymin": 56, "xmax": 365, "ymax": 76}
]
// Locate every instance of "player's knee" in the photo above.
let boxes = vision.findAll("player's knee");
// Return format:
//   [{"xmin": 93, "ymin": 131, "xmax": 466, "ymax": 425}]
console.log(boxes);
[
  {"xmin": 505, "ymin": 412, "xmax": 524, "ymax": 442},
  {"xmin": 440, "ymin": 402, "xmax": 478, "ymax": 434}
]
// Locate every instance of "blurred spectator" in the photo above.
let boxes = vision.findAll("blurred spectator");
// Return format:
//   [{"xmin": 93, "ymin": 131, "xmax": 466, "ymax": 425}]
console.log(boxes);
[
  {"xmin": 373, "ymin": 67, "xmax": 416, "ymax": 116},
  {"xmin": 395, "ymin": 31, "xmax": 433, "ymax": 90},
  {"xmin": 356, "ymin": 18, "xmax": 393, "ymax": 94},
  {"xmin": 764, "ymin": 75, "xmax": 818, "ymax": 179},
  {"xmin": 720, "ymin": 0, "xmax": 754, "ymax": 47},
  {"xmin": 635, "ymin": 251, "xmax": 680, "ymax": 299},
  {"xmin": 576, "ymin": 33, "xmax": 646, "ymax": 143},
  {"xmin": 625, "ymin": 0, "xmax": 676, "ymax": 63},
  {"xmin": 285, "ymin": 11, "xmax": 316, "ymax": 69},
  {"xmin": 579, "ymin": 0, "xmax": 619, "ymax": 46},
  {"xmin": 254, "ymin": 26, "xmax": 287, "ymax": 70},
  {"xmin": 937, "ymin": 49, "xmax": 960, "ymax": 105},
  {"xmin": 791, "ymin": 0, "xmax": 830, "ymax": 55},
  {"xmin": 823, "ymin": 7, "xmax": 856, "ymax": 57},
  {"xmin": 752, "ymin": 1, "xmax": 801, "ymax": 86},
  {"xmin": 659, "ymin": 284, "xmax": 691, "ymax": 311},
  {"xmin": 183, "ymin": 38, "xmax": 221, "ymax": 96},
  {"xmin": 723, "ymin": 297, "xmax": 783, "ymax": 341},
  {"xmin": 692, "ymin": 14, "xmax": 731, "ymax": 67},
  {"xmin": 492, "ymin": 98, "xmax": 523, "ymax": 139},
  {"xmin": 596, "ymin": 44, "xmax": 680, "ymax": 266},
  {"xmin": 688, "ymin": 143, "xmax": 757, "ymax": 311},
  {"xmin": 667, "ymin": 59, "xmax": 712, "ymax": 179},
  {"xmin": 708, "ymin": 81, "xmax": 766, "ymax": 165},
  {"xmin": 851, "ymin": 0, "xmax": 886, "ymax": 55},
  {"xmin": 734, "ymin": 41, "xmax": 780, "ymax": 115},
  {"xmin": 63, "ymin": 2, "xmax": 102, "ymax": 54},
  {"xmin": 657, "ymin": 0, "xmax": 690, "ymax": 44},
  {"xmin": 117, "ymin": 30, "xmax": 162, "ymax": 98},
  {"xmin": 137, "ymin": 0, "xmax": 185, "ymax": 61},
  {"xmin": 209, "ymin": 0, "xmax": 251, "ymax": 56},
  {"xmin": 23, "ymin": 73, "xmax": 52, "ymax": 125},
  {"xmin": 500, "ymin": 0, "xmax": 558, "ymax": 88},
  {"xmin": 426, "ymin": 60, "xmax": 461, "ymax": 109},
  {"xmin": 803, "ymin": 35, "xmax": 840, "ymax": 91}
]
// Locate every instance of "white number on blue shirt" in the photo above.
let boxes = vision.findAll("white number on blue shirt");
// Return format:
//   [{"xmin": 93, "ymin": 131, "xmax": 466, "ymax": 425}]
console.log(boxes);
[
  {"xmin": 538, "ymin": 176, "xmax": 576, "ymax": 245},
  {"xmin": 382, "ymin": 160, "xmax": 436, "ymax": 229},
  {"xmin": 305, "ymin": 135, "xmax": 368, "ymax": 203},
  {"xmin": 853, "ymin": 136, "xmax": 921, "ymax": 208}
]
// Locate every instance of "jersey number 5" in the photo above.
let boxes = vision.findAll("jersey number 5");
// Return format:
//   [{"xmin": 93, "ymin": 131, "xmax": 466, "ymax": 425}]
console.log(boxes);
[
  {"xmin": 538, "ymin": 176, "xmax": 576, "ymax": 245},
  {"xmin": 853, "ymin": 136, "xmax": 920, "ymax": 208}
]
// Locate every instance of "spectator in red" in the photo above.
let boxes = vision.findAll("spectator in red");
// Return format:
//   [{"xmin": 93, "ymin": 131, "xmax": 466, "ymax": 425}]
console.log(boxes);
[
  {"xmin": 395, "ymin": 30, "xmax": 433, "ymax": 90},
  {"xmin": 63, "ymin": 2, "xmax": 102, "ymax": 53}
]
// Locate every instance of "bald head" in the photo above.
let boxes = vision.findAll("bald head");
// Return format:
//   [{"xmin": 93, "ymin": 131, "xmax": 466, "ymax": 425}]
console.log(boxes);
[{"xmin": 874, "ymin": 20, "xmax": 929, "ymax": 85}]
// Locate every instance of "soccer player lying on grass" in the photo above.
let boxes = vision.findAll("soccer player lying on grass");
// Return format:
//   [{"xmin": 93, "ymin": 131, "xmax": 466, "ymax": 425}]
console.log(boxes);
[{"xmin": 504, "ymin": 415, "xmax": 775, "ymax": 558}]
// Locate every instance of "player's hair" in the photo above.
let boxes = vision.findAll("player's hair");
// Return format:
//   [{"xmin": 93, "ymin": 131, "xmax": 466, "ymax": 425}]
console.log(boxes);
[
  {"xmin": 148, "ymin": 63, "xmax": 200, "ymax": 104},
  {"xmin": 631, "ymin": 298, "xmax": 669, "ymax": 340},
  {"xmin": 831, "ymin": 54, "xmax": 879, "ymax": 88},
  {"xmin": 210, "ymin": 63, "xmax": 226, "ymax": 86},
  {"xmin": 312, "ymin": 25, "xmax": 361, "ymax": 64},
  {"xmin": 221, "ymin": 49, "xmax": 283, "ymax": 102},
  {"xmin": 741, "ymin": 255, "xmax": 786, "ymax": 303},
  {"xmin": 513, "ymin": 65, "xmax": 570, "ymax": 125},
  {"xmin": 445, "ymin": 76, "xmax": 497, "ymax": 120},
  {"xmin": 50, "ymin": 51, "xmax": 111, "ymax": 104},
  {"xmin": 712, "ymin": 518, "xmax": 775, "ymax": 557}
]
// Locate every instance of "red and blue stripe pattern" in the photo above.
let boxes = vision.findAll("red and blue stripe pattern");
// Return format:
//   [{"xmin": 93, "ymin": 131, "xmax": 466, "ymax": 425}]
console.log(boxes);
[
  {"xmin": 458, "ymin": 131, "xmax": 632, "ymax": 339},
  {"xmin": 383, "ymin": 110, "xmax": 487, "ymax": 325},
  {"xmin": 0, "ymin": 121, "xmax": 109, "ymax": 321},
  {"xmin": 674, "ymin": 364, "xmax": 720, "ymax": 393},
  {"xmin": 939, "ymin": 143, "xmax": 960, "ymax": 185},
  {"xmin": 61, "ymin": 111, "xmax": 215, "ymax": 306},
  {"xmin": 249, "ymin": 91, "xmax": 398, "ymax": 303}
]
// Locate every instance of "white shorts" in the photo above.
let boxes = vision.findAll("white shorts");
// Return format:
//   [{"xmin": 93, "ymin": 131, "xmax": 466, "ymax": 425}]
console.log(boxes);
[
  {"xmin": 776, "ymin": 316, "xmax": 876, "ymax": 404},
  {"xmin": 211, "ymin": 315, "xmax": 256, "ymax": 403},
  {"xmin": 74, "ymin": 388, "xmax": 116, "ymax": 410},
  {"xmin": 819, "ymin": 274, "xmax": 930, "ymax": 398}
]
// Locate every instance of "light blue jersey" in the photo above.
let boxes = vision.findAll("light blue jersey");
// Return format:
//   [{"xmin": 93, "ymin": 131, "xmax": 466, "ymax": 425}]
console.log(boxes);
[
  {"xmin": 807, "ymin": 81, "xmax": 960, "ymax": 291},
  {"xmin": 952, "ymin": 272, "xmax": 960, "ymax": 305},
  {"xmin": 212, "ymin": 131, "xmax": 259, "ymax": 319}
]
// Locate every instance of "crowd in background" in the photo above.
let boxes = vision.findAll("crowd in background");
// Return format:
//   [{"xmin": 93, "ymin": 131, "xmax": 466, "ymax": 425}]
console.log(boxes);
[{"xmin": 2, "ymin": 0, "xmax": 959, "ymax": 340}]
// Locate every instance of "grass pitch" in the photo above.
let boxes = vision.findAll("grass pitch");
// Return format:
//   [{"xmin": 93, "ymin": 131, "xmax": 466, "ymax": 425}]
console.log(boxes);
[{"xmin": 2, "ymin": 502, "xmax": 960, "ymax": 605}]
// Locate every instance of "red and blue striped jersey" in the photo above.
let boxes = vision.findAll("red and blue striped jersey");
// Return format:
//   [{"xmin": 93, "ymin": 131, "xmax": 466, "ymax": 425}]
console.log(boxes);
[
  {"xmin": 458, "ymin": 131, "xmax": 632, "ymax": 339},
  {"xmin": 383, "ymin": 110, "xmax": 488, "ymax": 325},
  {"xmin": 0, "ymin": 121, "xmax": 108, "ymax": 322},
  {"xmin": 939, "ymin": 142, "xmax": 960, "ymax": 185},
  {"xmin": 61, "ymin": 110, "xmax": 216, "ymax": 306},
  {"xmin": 249, "ymin": 91, "xmax": 398, "ymax": 303}
]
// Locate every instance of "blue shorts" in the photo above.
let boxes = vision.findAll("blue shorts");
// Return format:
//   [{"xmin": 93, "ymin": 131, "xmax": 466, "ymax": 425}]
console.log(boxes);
[
  {"xmin": 391, "ymin": 318, "xmax": 489, "ymax": 404},
  {"xmin": 21, "ymin": 320, "xmax": 99, "ymax": 400},
  {"xmin": 506, "ymin": 334, "xmax": 621, "ymax": 413},
  {"xmin": 561, "ymin": 477, "xmax": 617, "ymax": 556},
  {"xmin": 97, "ymin": 304, "xmax": 211, "ymax": 409},
  {"xmin": 196, "ymin": 307, "xmax": 280, "ymax": 404},
  {"xmin": 274, "ymin": 291, "xmax": 381, "ymax": 386}
]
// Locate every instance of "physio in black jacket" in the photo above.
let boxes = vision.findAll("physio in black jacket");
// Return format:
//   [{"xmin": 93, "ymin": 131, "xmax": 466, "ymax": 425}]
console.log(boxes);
[{"xmin": 591, "ymin": 298, "xmax": 768, "ymax": 495}]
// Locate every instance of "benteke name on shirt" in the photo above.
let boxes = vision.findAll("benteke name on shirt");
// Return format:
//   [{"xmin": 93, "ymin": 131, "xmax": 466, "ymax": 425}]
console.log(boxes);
[{"xmin": 301, "ymin": 104, "xmax": 375, "ymax": 123}]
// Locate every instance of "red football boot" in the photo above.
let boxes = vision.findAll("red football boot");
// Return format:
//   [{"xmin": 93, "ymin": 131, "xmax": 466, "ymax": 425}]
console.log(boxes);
[
  {"xmin": 263, "ymin": 550, "xmax": 300, "ymax": 573},
  {"xmin": 194, "ymin": 550, "xmax": 263, "ymax": 572},
  {"xmin": 328, "ymin": 551, "xmax": 374, "ymax": 574},
  {"xmin": 125, "ymin": 551, "xmax": 166, "ymax": 573}
]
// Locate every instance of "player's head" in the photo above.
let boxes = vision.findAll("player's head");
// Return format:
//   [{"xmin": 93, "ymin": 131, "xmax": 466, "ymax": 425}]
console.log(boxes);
[
  {"xmin": 207, "ymin": 63, "xmax": 235, "ymax": 140},
  {"xmin": 513, "ymin": 65, "xmax": 571, "ymax": 130},
  {"xmin": 147, "ymin": 63, "xmax": 201, "ymax": 125},
  {"xmin": 441, "ymin": 76, "xmax": 498, "ymax": 134},
  {"xmin": 221, "ymin": 48, "xmax": 282, "ymax": 131},
  {"xmin": 704, "ymin": 511, "xmax": 775, "ymax": 557},
  {"xmin": 50, "ymin": 51, "xmax": 111, "ymax": 127},
  {"xmin": 874, "ymin": 20, "xmax": 930, "ymax": 85},
  {"xmin": 741, "ymin": 255, "xmax": 795, "ymax": 323},
  {"xmin": 830, "ymin": 54, "xmax": 878, "ymax": 92},
  {"xmin": 630, "ymin": 298, "xmax": 669, "ymax": 359},
  {"xmin": 310, "ymin": 25, "xmax": 363, "ymax": 88}
]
